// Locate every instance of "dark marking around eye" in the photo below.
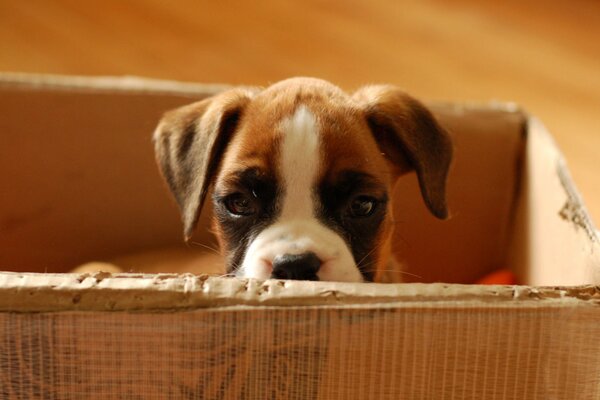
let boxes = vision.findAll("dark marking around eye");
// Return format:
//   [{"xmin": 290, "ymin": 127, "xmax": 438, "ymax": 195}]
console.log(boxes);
[
  {"xmin": 213, "ymin": 167, "xmax": 280, "ymax": 273},
  {"xmin": 317, "ymin": 170, "xmax": 388, "ymax": 281}
]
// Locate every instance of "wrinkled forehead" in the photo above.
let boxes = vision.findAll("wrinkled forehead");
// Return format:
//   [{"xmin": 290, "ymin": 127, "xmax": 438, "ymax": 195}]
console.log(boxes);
[{"xmin": 217, "ymin": 97, "xmax": 389, "ymax": 188}]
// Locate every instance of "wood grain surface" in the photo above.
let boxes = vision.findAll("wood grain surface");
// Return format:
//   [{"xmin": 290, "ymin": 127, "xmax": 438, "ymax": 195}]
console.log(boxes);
[{"xmin": 1, "ymin": 0, "xmax": 599, "ymax": 221}]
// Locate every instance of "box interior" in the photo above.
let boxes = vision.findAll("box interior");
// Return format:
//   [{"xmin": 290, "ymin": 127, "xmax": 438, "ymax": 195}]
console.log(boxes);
[{"xmin": 1, "ymin": 75, "xmax": 598, "ymax": 285}]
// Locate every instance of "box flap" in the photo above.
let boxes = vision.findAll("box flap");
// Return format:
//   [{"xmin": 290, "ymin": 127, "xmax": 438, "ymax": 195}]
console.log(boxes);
[{"xmin": 508, "ymin": 118, "xmax": 600, "ymax": 285}]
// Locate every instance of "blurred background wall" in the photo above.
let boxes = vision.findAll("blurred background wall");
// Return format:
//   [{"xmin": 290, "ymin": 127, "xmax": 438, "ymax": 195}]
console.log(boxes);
[{"xmin": 1, "ymin": 0, "xmax": 599, "ymax": 222}]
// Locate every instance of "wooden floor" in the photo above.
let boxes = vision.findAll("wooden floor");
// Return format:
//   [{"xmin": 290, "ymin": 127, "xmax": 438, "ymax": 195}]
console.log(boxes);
[{"xmin": 1, "ymin": 0, "xmax": 599, "ymax": 221}]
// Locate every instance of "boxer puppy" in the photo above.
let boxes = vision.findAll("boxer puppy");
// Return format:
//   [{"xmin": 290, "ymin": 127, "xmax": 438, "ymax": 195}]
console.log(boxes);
[{"xmin": 153, "ymin": 78, "xmax": 452, "ymax": 282}]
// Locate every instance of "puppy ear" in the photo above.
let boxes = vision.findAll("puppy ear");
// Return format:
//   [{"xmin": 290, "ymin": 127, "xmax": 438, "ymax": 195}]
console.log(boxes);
[
  {"xmin": 153, "ymin": 88, "xmax": 257, "ymax": 241},
  {"xmin": 353, "ymin": 85, "xmax": 453, "ymax": 219}
]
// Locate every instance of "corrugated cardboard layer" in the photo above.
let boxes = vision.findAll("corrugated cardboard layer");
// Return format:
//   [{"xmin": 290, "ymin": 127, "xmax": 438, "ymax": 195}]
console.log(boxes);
[{"xmin": 1, "ymin": 303, "xmax": 599, "ymax": 399}]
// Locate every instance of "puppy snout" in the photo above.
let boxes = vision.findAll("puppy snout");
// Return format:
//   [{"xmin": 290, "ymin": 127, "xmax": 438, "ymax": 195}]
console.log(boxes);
[{"xmin": 271, "ymin": 252, "xmax": 321, "ymax": 281}]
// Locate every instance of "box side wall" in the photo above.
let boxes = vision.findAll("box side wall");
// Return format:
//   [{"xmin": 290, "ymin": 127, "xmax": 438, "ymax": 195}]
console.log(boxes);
[
  {"xmin": 507, "ymin": 118, "xmax": 600, "ymax": 285},
  {"xmin": 1, "ymin": 304, "xmax": 599, "ymax": 399},
  {"xmin": 0, "ymin": 85, "xmax": 218, "ymax": 272}
]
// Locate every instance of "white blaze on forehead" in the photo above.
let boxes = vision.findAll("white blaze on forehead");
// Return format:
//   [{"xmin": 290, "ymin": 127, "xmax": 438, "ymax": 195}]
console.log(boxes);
[
  {"xmin": 278, "ymin": 105, "xmax": 320, "ymax": 219},
  {"xmin": 237, "ymin": 105, "xmax": 363, "ymax": 283}
]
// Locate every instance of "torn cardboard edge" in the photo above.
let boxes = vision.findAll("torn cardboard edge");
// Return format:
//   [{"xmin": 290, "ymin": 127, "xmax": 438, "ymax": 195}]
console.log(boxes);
[
  {"xmin": 0, "ymin": 272, "xmax": 598, "ymax": 312},
  {"xmin": 557, "ymin": 160, "xmax": 598, "ymax": 243},
  {"xmin": 512, "ymin": 117, "xmax": 600, "ymax": 285}
]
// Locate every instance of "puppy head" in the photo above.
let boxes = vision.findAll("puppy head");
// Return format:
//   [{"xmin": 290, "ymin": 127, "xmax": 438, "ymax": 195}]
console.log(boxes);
[{"xmin": 154, "ymin": 78, "xmax": 452, "ymax": 282}]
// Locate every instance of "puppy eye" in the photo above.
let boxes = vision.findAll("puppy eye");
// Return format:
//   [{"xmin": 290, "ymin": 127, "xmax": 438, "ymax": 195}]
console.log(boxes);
[
  {"xmin": 349, "ymin": 196, "xmax": 378, "ymax": 218},
  {"xmin": 224, "ymin": 193, "xmax": 257, "ymax": 216}
]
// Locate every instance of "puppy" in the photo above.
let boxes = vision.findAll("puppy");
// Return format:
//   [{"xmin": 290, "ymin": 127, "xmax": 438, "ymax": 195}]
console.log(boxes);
[{"xmin": 153, "ymin": 78, "xmax": 452, "ymax": 282}]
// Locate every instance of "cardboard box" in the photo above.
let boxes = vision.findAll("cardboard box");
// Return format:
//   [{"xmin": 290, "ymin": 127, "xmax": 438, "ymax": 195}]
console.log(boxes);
[{"xmin": 0, "ymin": 73, "xmax": 599, "ymax": 399}]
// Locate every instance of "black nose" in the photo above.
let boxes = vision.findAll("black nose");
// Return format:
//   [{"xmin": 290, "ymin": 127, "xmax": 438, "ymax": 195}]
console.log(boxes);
[{"xmin": 271, "ymin": 252, "xmax": 321, "ymax": 281}]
